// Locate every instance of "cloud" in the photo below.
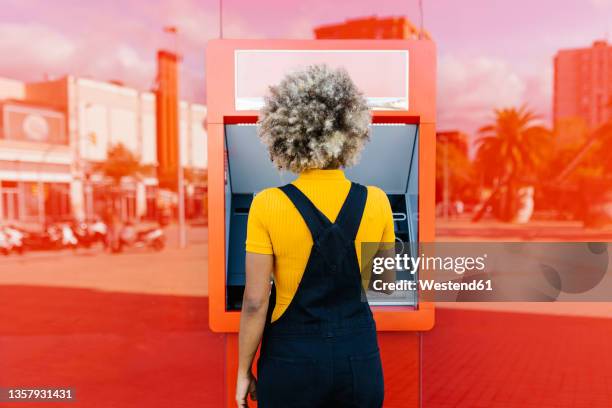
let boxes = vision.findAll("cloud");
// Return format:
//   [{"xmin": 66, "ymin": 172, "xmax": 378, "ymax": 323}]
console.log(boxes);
[
  {"xmin": 163, "ymin": 7, "xmax": 220, "ymax": 48},
  {"xmin": 0, "ymin": 15, "xmax": 205, "ymax": 102},
  {"xmin": 438, "ymin": 55, "xmax": 527, "ymax": 134},
  {"xmin": 590, "ymin": 0, "xmax": 612, "ymax": 9},
  {"xmin": 0, "ymin": 22, "xmax": 157, "ymax": 89},
  {"xmin": 0, "ymin": 23, "xmax": 77, "ymax": 79},
  {"xmin": 284, "ymin": 17, "xmax": 317, "ymax": 39},
  {"xmin": 86, "ymin": 44, "xmax": 156, "ymax": 91},
  {"xmin": 522, "ymin": 64, "xmax": 553, "ymax": 122}
]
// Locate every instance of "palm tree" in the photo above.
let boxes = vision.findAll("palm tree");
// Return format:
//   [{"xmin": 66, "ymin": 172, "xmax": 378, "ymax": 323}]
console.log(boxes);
[{"xmin": 473, "ymin": 106, "xmax": 550, "ymax": 222}]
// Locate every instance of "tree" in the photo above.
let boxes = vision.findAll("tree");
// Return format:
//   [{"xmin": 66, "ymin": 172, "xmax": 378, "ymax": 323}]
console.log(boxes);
[
  {"xmin": 97, "ymin": 143, "xmax": 142, "ymax": 185},
  {"xmin": 473, "ymin": 106, "xmax": 551, "ymax": 222},
  {"xmin": 435, "ymin": 135, "xmax": 477, "ymax": 207},
  {"xmin": 549, "ymin": 121, "xmax": 612, "ymax": 226},
  {"xmin": 95, "ymin": 143, "xmax": 143, "ymax": 220}
]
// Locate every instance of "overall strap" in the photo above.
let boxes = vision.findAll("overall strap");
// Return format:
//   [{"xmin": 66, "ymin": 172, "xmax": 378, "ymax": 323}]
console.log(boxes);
[
  {"xmin": 334, "ymin": 182, "xmax": 368, "ymax": 240},
  {"xmin": 279, "ymin": 184, "xmax": 331, "ymax": 239}
]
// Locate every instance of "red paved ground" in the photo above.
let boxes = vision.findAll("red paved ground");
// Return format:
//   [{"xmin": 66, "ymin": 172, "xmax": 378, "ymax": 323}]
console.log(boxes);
[
  {"xmin": 423, "ymin": 308, "xmax": 612, "ymax": 408},
  {"xmin": 2, "ymin": 285, "xmax": 612, "ymax": 407},
  {"xmin": 0, "ymin": 285, "xmax": 224, "ymax": 408}
]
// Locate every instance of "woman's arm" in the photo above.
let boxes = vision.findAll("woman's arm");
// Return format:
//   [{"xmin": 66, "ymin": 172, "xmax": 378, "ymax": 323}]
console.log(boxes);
[{"xmin": 236, "ymin": 252, "xmax": 273, "ymax": 407}]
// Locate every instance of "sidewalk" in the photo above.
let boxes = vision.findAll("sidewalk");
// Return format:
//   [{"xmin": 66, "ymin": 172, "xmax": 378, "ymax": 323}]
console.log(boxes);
[
  {"xmin": 160, "ymin": 223, "xmax": 209, "ymax": 247},
  {"xmin": 437, "ymin": 218, "xmax": 612, "ymax": 241},
  {"xmin": 0, "ymin": 227, "xmax": 209, "ymax": 297}
]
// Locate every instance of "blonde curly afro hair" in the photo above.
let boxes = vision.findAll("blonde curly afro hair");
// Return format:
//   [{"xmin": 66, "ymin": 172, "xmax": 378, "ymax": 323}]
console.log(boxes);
[{"xmin": 257, "ymin": 64, "xmax": 371, "ymax": 173}]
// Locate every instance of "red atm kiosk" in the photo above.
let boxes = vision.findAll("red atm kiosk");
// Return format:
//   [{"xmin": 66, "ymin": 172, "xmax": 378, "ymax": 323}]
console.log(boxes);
[{"xmin": 207, "ymin": 39, "xmax": 436, "ymax": 407}]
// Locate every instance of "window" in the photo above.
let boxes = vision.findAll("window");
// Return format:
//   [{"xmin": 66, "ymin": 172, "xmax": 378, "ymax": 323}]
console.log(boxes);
[
  {"xmin": 45, "ymin": 183, "xmax": 71, "ymax": 222},
  {"xmin": 1, "ymin": 181, "xmax": 19, "ymax": 221}
]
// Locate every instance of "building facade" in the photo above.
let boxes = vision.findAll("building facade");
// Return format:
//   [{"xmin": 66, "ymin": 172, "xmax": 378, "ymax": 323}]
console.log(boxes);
[
  {"xmin": 314, "ymin": 16, "xmax": 431, "ymax": 40},
  {"xmin": 0, "ymin": 75, "xmax": 207, "ymax": 225},
  {"xmin": 554, "ymin": 40, "xmax": 612, "ymax": 131}
]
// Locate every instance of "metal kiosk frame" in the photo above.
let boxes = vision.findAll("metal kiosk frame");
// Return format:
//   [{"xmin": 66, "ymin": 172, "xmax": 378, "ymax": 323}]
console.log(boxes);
[{"xmin": 207, "ymin": 39, "xmax": 436, "ymax": 407}]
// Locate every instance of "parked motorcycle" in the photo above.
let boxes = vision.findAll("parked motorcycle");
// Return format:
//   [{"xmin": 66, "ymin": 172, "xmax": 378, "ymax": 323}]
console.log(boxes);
[
  {"xmin": 0, "ymin": 230, "xmax": 10, "ymax": 255},
  {"xmin": 89, "ymin": 220, "xmax": 108, "ymax": 246},
  {"xmin": 71, "ymin": 221, "xmax": 105, "ymax": 249},
  {"xmin": 10, "ymin": 225, "xmax": 56, "ymax": 251},
  {"xmin": 44, "ymin": 224, "xmax": 64, "ymax": 250},
  {"xmin": 47, "ymin": 223, "xmax": 79, "ymax": 249},
  {"xmin": 112, "ymin": 223, "xmax": 165, "ymax": 253},
  {"xmin": 3, "ymin": 226, "xmax": 25, "ymax": 255}
]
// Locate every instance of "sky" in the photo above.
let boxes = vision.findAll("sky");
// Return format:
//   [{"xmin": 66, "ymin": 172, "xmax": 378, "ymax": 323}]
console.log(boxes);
[{"xmin": 1, "ymin": 0, "xmax": 612, "ymax": 136}]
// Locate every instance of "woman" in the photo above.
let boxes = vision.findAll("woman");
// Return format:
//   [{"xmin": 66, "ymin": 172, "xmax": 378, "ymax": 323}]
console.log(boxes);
[{"xmin": 236, "ymin": 65, "xmax": 395, "ymax": 408}]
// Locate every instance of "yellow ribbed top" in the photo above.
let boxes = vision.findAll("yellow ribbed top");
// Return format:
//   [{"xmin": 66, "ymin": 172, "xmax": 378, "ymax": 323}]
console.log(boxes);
[{"xmin": 245, "ymin": 169, "xmax": 395, "ymax": 322}]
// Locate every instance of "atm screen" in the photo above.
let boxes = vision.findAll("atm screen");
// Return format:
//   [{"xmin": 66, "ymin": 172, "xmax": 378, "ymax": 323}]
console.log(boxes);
[{"xmin": 225, "ymin": 124, "xmax": 419, "ymax": 310}]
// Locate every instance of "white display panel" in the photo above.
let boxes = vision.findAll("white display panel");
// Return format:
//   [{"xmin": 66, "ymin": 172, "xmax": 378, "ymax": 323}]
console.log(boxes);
[{"xmin": 235, "ymin": 50, "xmax": 409, "ymax": 111}]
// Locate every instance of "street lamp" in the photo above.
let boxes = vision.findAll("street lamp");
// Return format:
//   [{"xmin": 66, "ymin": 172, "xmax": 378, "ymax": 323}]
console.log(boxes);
[
  {"xmin": 163, "ymin": 25, "xmax": 187, "ymax": 249},
  {"xmin": 38, "ymin": 143, "xmax": 61, "ymax": 226}
]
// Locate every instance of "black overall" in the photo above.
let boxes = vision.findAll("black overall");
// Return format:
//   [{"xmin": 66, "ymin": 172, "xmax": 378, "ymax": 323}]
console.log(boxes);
[{"xmin": 257, "ymin": 182, "xmax": 384, "ymax": 408}]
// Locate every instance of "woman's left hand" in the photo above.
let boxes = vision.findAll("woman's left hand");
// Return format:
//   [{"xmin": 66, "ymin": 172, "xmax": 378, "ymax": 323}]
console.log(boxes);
[{"xmin": 235, "ymin": 370, "xmax": 257, "ymax": 407}]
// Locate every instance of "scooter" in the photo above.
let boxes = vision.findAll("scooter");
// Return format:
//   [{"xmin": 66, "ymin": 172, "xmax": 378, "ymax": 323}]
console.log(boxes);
[
  {"xmin": 89, "ymin": 220, "xmax": 108, "ymax": 247},
  {"xmin": 0, "ymin": 230, "xmax": 11, "ymax": 256},
  {"xmin": 44, "ymin": 224, "xmax": 63, "ymax": 250},
  {"xmin": 139, "ymin": 227, "xmax": 165, "ymax": 251},
  {"xmin": 60, "ymin": 223, "xmax": 78, "ymax": 250},
  {"xmin": 71, "ymin": 222, "xmax": 101, "ymax": 249},
  {"xmin": 115, "ymin": 223, "xmax": 165, "ymax": 253},
  {"xmin": 3, "ymin": 226, "xmax": 25, "ymax": 255}
]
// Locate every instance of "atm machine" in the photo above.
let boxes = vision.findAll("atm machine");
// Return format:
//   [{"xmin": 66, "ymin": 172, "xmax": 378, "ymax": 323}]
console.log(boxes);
[{"xmin": 207, "ymin": 39, "xmax": 436, "ymax": 407}]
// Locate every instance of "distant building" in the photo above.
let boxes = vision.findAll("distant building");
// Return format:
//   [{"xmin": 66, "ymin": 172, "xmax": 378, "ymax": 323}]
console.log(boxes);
[
  {"xmin": 314, "ymin": 15, "xmax": 431, "ymax": 40},
  {"xmin": 553, "ymin": 40, "xmax": 612, "ymax": 131},
  {"xmin": 0, "ymin": 75, "xmax": 207, "ymax": 225}
]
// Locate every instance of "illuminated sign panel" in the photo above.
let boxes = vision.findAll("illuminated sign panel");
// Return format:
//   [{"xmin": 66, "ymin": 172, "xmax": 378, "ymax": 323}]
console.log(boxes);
[
  {"xmin": 1, "ymin": 104, "xmax": 66, "ymax": 144},
  {"xmin": 235, "ymin": 49, "xmax": 409, "ymax": 111}
]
